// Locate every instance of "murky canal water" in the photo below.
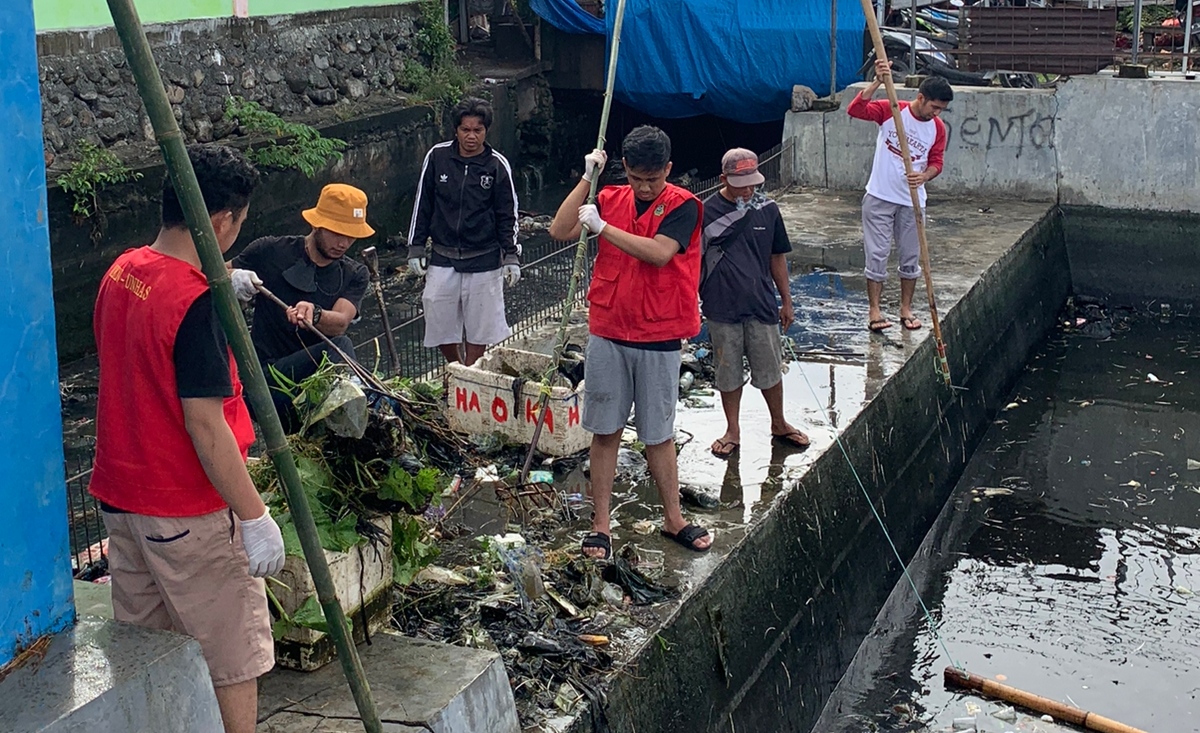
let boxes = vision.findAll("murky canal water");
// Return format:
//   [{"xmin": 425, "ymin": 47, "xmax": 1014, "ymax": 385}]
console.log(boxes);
[{"xmin": 817, "ymin": 308, "xmax": 1200, "ymax": 732}]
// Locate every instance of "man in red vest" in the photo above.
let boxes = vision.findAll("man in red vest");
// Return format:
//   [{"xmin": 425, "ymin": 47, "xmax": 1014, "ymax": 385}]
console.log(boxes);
[
  {"xmin": 90, "ymin": 145, "xmax": 284, "ymax": 733},
  {"xmin": 550, "ymin": 126, "xmax": 713, "ymax": 559}
]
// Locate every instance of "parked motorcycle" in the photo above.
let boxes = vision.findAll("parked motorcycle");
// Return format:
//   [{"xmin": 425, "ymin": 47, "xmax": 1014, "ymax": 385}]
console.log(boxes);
[{"xmin": 857, "ymin": 27, "xmax": 993, "ymax": 86}]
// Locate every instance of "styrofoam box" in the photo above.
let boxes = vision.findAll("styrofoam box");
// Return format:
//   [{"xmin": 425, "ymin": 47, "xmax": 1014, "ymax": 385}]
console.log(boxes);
[
  {"xmin": 445, "ymin": 346, "xmax": 588, "ymax": 456},
  {"xmin": 272, "ymin": 515, "xmax": 393, "ymax": 646}
]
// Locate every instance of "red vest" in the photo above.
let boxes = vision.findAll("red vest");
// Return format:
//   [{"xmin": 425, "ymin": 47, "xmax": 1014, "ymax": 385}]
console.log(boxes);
[
  {"xmin": 88, "ymin": 247, "xmax": 255, "ymax": 517},
  {"xmin": 587, "ymin": 184, "xmax": 703, "ymax": 342}
]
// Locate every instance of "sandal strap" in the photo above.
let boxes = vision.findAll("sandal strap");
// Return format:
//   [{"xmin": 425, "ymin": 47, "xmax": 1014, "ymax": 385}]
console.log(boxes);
[{"xmin": 581, "ymin": 531, "xmax": 612, "ymax": 559}]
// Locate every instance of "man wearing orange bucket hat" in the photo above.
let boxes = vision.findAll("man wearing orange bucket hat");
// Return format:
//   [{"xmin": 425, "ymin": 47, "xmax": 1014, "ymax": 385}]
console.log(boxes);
[{"xmin": 230, "ymin": 183, "xmax": 374, "ymax": 429}]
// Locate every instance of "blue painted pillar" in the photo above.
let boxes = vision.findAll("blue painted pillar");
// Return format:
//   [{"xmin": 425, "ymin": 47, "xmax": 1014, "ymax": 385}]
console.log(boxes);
[{"xmin": 0, "ymin": 0, "xmax": 75, "ymax": 667}]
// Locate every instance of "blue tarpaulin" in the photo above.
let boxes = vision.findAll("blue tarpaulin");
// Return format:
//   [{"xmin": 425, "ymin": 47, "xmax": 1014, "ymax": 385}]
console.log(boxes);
[
  {"xmin": 532, "ymin": 0, "xmax": 867, "ymax": 123},
  {"xmin": 529, "ymin": 0, "xmax": 604, "ymax": 35}
]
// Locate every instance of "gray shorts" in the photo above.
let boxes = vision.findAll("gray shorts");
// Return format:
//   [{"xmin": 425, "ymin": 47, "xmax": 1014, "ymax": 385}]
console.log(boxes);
[
  {"xmin": 708, "ymin": 319, "xmax": 784, "ymax": 392},
  {"xmin": 862, "ymin": 193, "xmax": 922, "ymax": 282},
  {"xmin": 581, "ymin": 335, "xmax": 680, "ymax": 445}
]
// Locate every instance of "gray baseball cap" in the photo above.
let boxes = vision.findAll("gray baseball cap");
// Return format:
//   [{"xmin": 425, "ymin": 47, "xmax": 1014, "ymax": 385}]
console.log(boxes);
[{"xmin": 721, "ymin": 148, "xmax": 765, "ymax": 187}]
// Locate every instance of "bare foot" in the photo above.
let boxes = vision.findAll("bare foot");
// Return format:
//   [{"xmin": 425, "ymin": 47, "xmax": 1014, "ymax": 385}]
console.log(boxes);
[
  {"xmin": 581, "ymin": 517, "xmax": 612, "ymax": 559},
  {"xmin": 710, "ymin": 431, "xmax": 740, "ymax": 458}
]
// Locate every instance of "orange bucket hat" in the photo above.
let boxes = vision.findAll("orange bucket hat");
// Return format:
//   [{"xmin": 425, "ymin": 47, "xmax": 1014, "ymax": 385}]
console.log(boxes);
[{"xmin": 302, "ymin": 184, "xmax": 376, "ymax": 239}]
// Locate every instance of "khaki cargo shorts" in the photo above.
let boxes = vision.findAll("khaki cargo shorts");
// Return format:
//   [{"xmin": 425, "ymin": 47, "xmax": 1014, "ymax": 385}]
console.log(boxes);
[
  {"xmin": 708, "ymin": 319, "xmax": 784, "ymax": 393},
  {"xmin": 102, "ymin": 508, "xmax": 274, "ymax": 687}
]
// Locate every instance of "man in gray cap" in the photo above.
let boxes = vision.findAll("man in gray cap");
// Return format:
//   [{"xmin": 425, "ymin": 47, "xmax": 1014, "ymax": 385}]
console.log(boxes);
[{"xmin": 699, "ymin": 148, "xmax": 808, "ymax": 457}]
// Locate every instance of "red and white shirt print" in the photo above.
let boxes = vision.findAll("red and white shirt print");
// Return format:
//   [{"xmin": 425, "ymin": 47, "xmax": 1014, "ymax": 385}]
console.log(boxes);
[{"xmin": 848, "ymin": 97, "xmax": 946, "ymax": 208}]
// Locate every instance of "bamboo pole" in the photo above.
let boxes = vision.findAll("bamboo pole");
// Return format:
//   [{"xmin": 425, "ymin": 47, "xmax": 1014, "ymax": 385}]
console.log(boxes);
[
  {"xmin": 361, "ymin": 246, "xmax": 401, "ymax": 375},
  {"xmin": 944, "ymin": 667, "xmax": 1148, "ymax": 733},
  {"xmin": 519, "ymin": 0, "xmax": 628, "ymax": 482},
  {"xmin": 856, "ymin": 0, "xmax": 953, "ymax": 386},
  {"xmin": 103, "ymin": 2, "xmax": 383, "ymax": 730}
]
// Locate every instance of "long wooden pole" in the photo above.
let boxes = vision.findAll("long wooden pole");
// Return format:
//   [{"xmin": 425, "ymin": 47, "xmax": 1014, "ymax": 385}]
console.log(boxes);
[
  {"xmin": 829, "ymin": 0, "xmax": 839, "ymax": 98},
  {"xmin": 944, "ymin": 667, "xmax": 1147, "ymax": 733},
  {"xmin": 856, "ymin": 0, "xmax": 953, "ymax": 386},
  {"xmin": 254, "ymin": 284, "xmax": 392, "ymax": 395},
  {"xmin": 519, "ymin": 0, "xmax": 628, "ymax": 482},
  {"xmin": 104, "ymin": 2, "xmax": 382, "ymax": 730},
  {"xmin": 361, "ymin": 246, "xmax": 401, "ymax": 375}
]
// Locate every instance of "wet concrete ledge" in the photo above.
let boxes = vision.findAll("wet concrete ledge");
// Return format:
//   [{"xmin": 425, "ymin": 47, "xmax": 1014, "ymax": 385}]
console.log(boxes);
[{"xmin": 565, "ymin": 199, "xmax": 1070, "ymax": 732}]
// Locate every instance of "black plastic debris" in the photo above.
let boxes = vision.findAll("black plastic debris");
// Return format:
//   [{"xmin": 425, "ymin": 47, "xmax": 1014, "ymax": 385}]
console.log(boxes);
[
  {"xmin": 603, "ymin": 550, "xmax": 678, "ymax": 606},
  {"xmin": 680, "ymin": 484, "xmax": 720, "ymax": 510}
]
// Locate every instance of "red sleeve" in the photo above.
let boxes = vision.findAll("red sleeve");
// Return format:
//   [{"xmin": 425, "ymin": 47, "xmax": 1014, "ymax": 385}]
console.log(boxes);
[
  {"xmin": 927, "ymin": 117, "xmax": 947, "ymax": 173},
  {"xmin": 846, "ymin": 94, "xmax": 891, "ymax": 124}
]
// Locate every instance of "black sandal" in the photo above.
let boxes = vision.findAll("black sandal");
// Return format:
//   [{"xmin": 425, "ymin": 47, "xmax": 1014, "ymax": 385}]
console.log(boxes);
[
  {"xmin": 581, "ymin": 531, "xmax": 612, "ymax": 560},
  {"xmin": 661, "ymin": 524, "xmax": 711, "ymax": 552}
]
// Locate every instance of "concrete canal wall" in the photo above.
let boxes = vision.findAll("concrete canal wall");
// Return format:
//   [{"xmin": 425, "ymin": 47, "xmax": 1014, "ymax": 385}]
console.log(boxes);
[
  {"xmin": 784, "ymin": 76, "xmax": 1200, "ymax": 212},
  {"xmin": 38, "ymin": 3, "xmax": 553, "ymax": 362},
  {"xmin": 561, "ymin": 209, "xmax": 1072, "ymax": 733}
]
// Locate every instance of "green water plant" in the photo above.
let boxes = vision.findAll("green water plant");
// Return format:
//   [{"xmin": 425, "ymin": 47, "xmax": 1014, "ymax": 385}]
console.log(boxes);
[
  {"xmin": 56, "ymin": 141, "xmax": 142, "ymax": 223},
  {"xmin": 224, "ymin": 96, "xmax": 347, "ymax": 177}
]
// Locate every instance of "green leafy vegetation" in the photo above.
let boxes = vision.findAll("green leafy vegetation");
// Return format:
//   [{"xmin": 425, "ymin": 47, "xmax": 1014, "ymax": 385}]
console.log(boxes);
[
  {"xmin": 400, "ymin": 1, "xmax": 474, "ymax": 107},
  {"xmin": 249, "ymin": 360, "xmax": 446, "ymax": 569},
  {"xmin": 223, "ymin": 96, "xmax": 347, "ymax": 177},
  {"xmin": 1119, "ymin": 5, "xmax": 1176, "ymax": 32},
  {"xmin": 268, "ymin": 589, "xmax": 354, "ymax": 640},
  {"xmin": 56, "ymin": 141, "xmax": 142, "ymax": 222}
]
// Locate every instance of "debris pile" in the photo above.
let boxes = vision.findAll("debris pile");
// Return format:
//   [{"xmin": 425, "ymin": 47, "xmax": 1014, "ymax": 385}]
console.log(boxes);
[
  {"xmin": 394, "ymin": 534, "xmax": 677, "ymax": 727},
  {"xmin": 247, "ymin": 361, "xmax": 462, "ymax": 634}
]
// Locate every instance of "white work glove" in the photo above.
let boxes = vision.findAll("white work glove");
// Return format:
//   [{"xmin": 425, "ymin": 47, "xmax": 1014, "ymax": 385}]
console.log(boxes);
[
  {"xmin": 582, "ymin": 148, "xmax": 608, "ymax": 183},
  {"xmin": 230, "ymin": 268, "xmax": 262, "ymax": 303},
  {"xmin": 578, "ymin": 204, "xmax": 607, "ymax": 235},
  {"xmin": 240, "ymin": 506, "xmax": 286, "ymax": 578},
  {"xmin": 502, "ymin": 263, "xmax": 521, "ymax": 287},
  {"xmin": 408, "ymin": 257, "xmax": 427, "ymax": 277}
]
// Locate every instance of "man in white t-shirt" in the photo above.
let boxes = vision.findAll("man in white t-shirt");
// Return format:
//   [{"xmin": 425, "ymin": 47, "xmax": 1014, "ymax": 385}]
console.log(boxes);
[{"xmin": 848, "ymin": 60, "xmax": 952, "ymax": 333}]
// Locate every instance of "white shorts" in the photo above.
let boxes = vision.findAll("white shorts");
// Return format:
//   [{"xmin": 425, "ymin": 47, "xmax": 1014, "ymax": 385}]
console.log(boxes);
[{"xmin": 421, "ymin": 265, "xmax": 512, "ymax": 347}]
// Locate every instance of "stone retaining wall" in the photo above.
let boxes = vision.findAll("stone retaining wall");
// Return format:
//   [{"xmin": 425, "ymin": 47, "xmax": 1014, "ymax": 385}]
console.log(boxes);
[{"xmin": 37, "ymin": 5, "xmax": 428, "ymax": 166}]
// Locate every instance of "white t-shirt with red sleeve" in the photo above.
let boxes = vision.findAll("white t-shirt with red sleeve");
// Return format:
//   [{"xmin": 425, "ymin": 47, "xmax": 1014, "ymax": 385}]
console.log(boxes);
[{"xmin": 847, "ymin": 96, "xmax": 947, "ymax": 208}]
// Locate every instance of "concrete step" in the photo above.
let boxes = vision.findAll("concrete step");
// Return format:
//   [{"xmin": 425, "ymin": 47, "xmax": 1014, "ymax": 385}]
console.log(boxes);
[
  {"xmin": 257, "ymin": 631, "xmax": 520, "ymax": 733},
  {"xmin": 0, "ymin": 615, "xmax": 223, "ymax": 733}
]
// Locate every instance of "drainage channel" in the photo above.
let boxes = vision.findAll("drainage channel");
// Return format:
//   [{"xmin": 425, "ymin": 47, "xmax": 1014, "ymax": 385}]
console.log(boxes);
[{"xmin": 815, "ymin": 309, "xmax": 1200, "ymax": 733}]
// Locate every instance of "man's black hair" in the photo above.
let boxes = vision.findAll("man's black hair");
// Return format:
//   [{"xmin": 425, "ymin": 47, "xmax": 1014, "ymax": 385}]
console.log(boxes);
[
  {"xmin": 161, "ymin": 144, "xmax": 260, "ymax": 229},
  {"xmin": 919, "ymin": 76, "xmax": 954, "ymax": 103},
  {"xmin": 452, "ymin": 96, "xmax": 494, "ymax": 130},
  {"xmin": 622, "ymin": 125, "xmax": 672, "ymax": 173}
]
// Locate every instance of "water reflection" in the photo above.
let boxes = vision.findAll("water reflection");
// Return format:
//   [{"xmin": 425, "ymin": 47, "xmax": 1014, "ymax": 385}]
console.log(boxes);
[{"xmin": 816, "ymin": 316, "xmax": 1200, "ymax": 732}]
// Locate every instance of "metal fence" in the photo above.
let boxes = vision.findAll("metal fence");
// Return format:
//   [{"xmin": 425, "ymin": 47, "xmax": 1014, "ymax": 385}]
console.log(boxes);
[
  {"xmin": 65, "ymin": 451, "xmax": 106, "ymax": 577},
  {"xmin": 62, "ymin": 138, "xmax": 794, "ymax": 574},
  {"xmin": 957, "ymin": 6, "xmax": 1120, "ymax": 75}
]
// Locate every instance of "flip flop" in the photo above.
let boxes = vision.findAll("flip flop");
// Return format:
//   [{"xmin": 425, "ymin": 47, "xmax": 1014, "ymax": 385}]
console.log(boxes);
[
  {"xmin": 772, "ymin": 429, "xmax": 811, "ymax": 448},
  {"xmin": 869, "ymin": 318, "xmax": 892, "ymax": 332},
  {"xmin": 581, "ymin": 531, "xmax": 612, "ymax": 560},
  {"xmin": 660, "ymin": 524, "xmax": 711, "ymax": 552},
  {"xmin": 710, "ymin": 438, "xmax": 740, "ymax": 458},
  {"xmin": 901, "ymin": 316, "xmax": 923, "ymax": 330}
]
